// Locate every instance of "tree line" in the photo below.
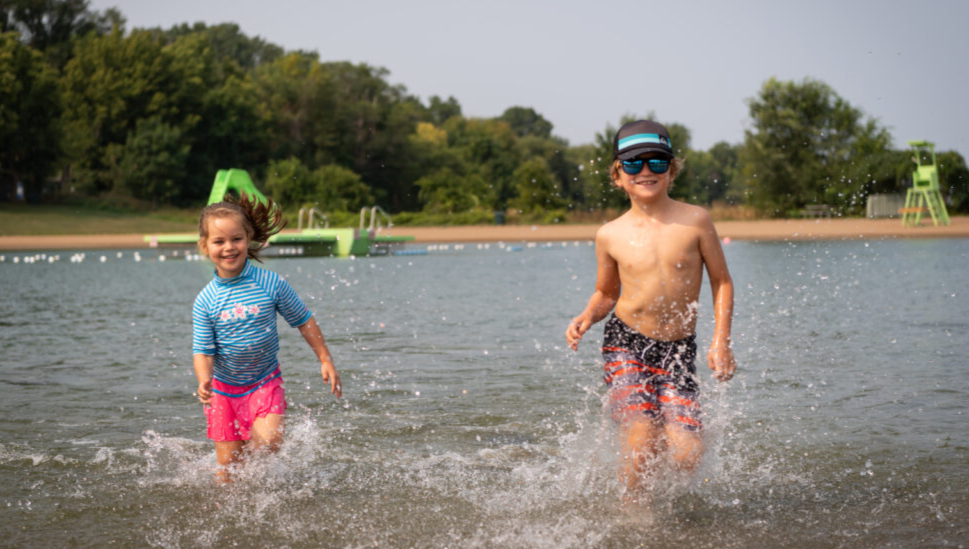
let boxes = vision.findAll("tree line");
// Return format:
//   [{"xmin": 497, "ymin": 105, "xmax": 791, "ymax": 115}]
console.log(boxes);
[{"xmin": 2, "ymin": 1, "xmax": 966, "ymax": 219}]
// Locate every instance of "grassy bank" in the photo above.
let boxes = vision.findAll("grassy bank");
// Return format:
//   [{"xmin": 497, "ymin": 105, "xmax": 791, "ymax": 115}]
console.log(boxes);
[
  {"xmin": 0, "ymin": 203, "xmax": 197, "ymax": 236},
  {"xmin": 0, "ymin": 201, "xmax": 760, "ymax": 236}
]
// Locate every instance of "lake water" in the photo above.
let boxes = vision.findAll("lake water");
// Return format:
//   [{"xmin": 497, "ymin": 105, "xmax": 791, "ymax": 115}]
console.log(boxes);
[{"xmin": 1, "ymin": 238, "xmax": 967, "ymax": 548}]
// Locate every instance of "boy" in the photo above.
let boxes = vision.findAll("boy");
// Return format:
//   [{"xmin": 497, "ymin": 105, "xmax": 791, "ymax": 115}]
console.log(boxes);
[{"xmin": 565, "ymin": 120, "xmax": 736, "ymax": 498}]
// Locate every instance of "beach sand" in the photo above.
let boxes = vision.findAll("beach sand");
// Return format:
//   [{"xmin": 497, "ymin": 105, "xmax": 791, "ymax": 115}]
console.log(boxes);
[{"xmin": 1, "ymin": 217, "xmax": 967, "ymax": 251}]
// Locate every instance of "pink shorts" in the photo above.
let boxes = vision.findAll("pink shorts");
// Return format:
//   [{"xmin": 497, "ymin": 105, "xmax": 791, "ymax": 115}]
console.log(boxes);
[{"xmin": 204, "ymin": 371, "xmax": 287, "ymax": 442}]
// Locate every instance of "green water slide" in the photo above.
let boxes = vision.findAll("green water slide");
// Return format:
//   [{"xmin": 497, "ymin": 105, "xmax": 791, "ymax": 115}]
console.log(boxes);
[{"xmin": 207, "ymin": 169, "xmax": 269, "ymax": 205}]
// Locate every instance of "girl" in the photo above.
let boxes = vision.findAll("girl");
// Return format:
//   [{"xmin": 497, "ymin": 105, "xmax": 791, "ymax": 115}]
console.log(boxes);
[{"xmin": 192, "ymin": 193, "xmax": 341, "ymax": 482}]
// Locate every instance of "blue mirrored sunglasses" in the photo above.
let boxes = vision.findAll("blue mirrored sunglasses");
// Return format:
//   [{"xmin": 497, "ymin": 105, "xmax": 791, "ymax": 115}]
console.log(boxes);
[{"xmin": 621, "ymin": 157, "xmax": 671, "ymax": 175}]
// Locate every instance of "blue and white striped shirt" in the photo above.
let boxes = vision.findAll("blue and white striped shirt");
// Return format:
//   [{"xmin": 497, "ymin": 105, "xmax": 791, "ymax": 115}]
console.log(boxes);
[{"xmin": 193, "ymin": 260, "xmax": 312, "ymax": 386}]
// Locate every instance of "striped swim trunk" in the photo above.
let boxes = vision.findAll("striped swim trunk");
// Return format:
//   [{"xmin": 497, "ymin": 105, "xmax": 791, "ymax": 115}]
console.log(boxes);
[{"xmin": 601, "ymin": 315, "xmax": 702, "ymax": 431}]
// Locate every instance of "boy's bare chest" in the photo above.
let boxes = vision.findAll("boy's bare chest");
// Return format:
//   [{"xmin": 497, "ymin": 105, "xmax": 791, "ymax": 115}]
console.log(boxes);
[{"xmin": 611, "ymin": 233, "xmax": 701, "ymax": 278}]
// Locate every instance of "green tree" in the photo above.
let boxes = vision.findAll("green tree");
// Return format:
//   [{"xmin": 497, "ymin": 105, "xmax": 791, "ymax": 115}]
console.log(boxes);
[
  {"xmin": 315, "ymin": 163, "xmax": 374, "ymax": 212},
  {"xmin": 253, "ymin": 51, "xmax": 334, "ymax": 167},
  {"xmin": 426, "ymin": 95, "xmax": 461, "ymax": 125},
  {"xmin": 575, "ymin": 119, "xmax": 623, "ymax": 210},
  {"xmin": 0, "ymin": 31, "xmax": 61, "ymax": 201},
  {"xmin": 164, "ymin": 31, "xmax": 268, "ymax": 204},
  {"xmin": 158, "ymin": 22, "xmax": 282, "ymax": 70},
  {"xmin": 500, "ymin": 106, "xmax": 553, "ymax": 139},
  {"xmin": 263, "ymin": 156, "xmax": 314, "ymax": 206},
  {"xmin": 263, "ymin": 157, "xmax": 374, "ymax": 212},
  {"xmin": 2, "ymin": 0, "xmax": 123, "ymax": 67},
  {"xmin": 321, "ymin": 61, "xmax": 420, "ymax": 209},
  {"xmin": 739, "ymin": 77, "xmax": 894, "ymax": 216},
  {"xmin": 510, "ymin": 157, "xmax": 566, "ymax": 214},
  {"xmin": 443, "ymin": 117, "xmax": 520, "ymax": 209},
  {"xmin": 518, "ymin": 134, "xmax": 580, "ymax": 207},
  {"xmin": 937, "ymin": 151, "xmax": 969, "ymax": 214},
  {"xmin": 60, "ymin": 28, "xmax": 205, "ymax": 198},
  {"xmin": 678, "ymin": 141, "xmax": 740, "ymax": 205},
  {"xmin": 415, "ymin": 167, "xmax": 492, "ymax": 214},
  {"xmin": 102, "ymin": 115, "xmax": 189, "ymax": 206}
]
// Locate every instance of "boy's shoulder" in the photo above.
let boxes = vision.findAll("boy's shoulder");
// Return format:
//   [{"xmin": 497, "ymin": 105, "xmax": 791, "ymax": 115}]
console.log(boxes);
[{"xmin": 669, "ymin": 200, "xmax": 715, "ymax": 228}]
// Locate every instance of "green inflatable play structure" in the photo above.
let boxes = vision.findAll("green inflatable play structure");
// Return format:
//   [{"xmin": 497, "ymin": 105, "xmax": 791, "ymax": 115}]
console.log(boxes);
[
  {"xmin": 206, "ymin": 168, "xmax": 269, "ymax": 206},
  {"xmin": 146, "ymin": 169, "xmax": 413, "ymax": 257},
  {"xmin": 900, "ymin": 141, "xmax": 951, "ymax": 227}
]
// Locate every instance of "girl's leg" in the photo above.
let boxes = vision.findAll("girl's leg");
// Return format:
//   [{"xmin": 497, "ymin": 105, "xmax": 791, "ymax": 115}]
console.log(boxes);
[
  {"xmin": 249, "ymin": 413, "xmax": 285, "ymax": 453},
  {"xmin": 214, "ymin": 440, "xmax": 246, "ymax": 483}
]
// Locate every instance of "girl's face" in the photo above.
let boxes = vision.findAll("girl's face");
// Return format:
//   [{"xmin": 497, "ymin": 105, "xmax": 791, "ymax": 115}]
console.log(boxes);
[{"xmin": 201, "ymin": 215, "xmax": 250, "ymax": 278}]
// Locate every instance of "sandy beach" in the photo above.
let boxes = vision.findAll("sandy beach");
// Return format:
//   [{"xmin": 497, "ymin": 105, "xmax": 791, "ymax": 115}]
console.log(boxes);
[{"xmin": 1, "ymin": 216, "xmax": 967, "ymax": 251}]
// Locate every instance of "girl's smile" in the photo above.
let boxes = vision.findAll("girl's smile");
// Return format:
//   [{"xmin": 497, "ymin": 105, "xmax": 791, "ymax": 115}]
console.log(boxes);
[{"xmin": 202, "ymin": 216, "xmax": 250, "ymax": 278}]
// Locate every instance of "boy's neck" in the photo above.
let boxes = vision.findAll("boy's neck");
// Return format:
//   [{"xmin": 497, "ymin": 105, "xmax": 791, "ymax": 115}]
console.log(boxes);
[{"xmin": 628, "ymin": 194, "xmax": 675, "ymax": 218}]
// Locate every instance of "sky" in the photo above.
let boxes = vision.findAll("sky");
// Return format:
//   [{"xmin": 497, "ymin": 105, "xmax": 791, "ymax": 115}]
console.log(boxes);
[{"xmin": 89, "ymin": 0, "xmax": 969, "ymax": 158}]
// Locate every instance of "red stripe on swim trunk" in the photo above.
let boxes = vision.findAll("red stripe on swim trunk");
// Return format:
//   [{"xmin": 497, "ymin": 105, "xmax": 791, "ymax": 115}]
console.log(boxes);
[
  {"xmin": 659, "ymin": 394, "xmax": 700, "ymax": 408},
  {"xmin": 675, "ymin": 415, "xmax": 702, "ymax": 428},
  {"xmin": 602, "ymin": 346, "xmax": 631, "ymax": 354},
  {"xmin": 604, "ymin": 363, "xmax": 645, "ymax": 384},
  {"xmin": 613, "ymin": 384, "xmax": 656, "ymax": 401},
  {"xmin": 623, "ymin": 401, "xmax": 658, "ymax": 413},
  {"xmin": 605, "ymin": 359, "xmax": 669, "ymax": 377}
]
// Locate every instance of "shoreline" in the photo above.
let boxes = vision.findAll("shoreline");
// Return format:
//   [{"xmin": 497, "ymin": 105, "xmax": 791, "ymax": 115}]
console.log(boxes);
[{"xmin": 1, "ymin": 217, "xmax": 968, "ymax": 251}]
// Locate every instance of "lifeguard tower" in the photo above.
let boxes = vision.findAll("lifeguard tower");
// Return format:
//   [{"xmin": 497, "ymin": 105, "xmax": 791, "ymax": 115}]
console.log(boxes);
[{"xmin": 901, "ymin": 140, "xmax": 950, "ymax": 226}]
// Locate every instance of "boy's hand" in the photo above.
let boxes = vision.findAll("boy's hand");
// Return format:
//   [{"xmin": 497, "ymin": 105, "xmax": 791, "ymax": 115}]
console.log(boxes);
[
  {"xmin": 707, "ymin": 338, "xmax": 736, "ymax": 382},
  {"xmin": 197, "ymin": 379, "xmax": 213, "ymax": 404},
  {"xmin": 321, "ymin": 361, "xmax": 342, "ymax": 398},
  {"xmin": 566, "ymin": 315, "xmax": 592, "ymax": 351}
]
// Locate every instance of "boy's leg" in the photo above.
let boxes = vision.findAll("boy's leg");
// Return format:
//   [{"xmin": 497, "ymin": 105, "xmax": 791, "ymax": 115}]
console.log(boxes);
[
  {"xmin": 249, "ymin": 413, "xmax": 285, "ymax": 452},
  {"xmin": 664, "ymin": 425, "xmax": 704, "ymax": 472},
  {"xmin": 619, "ymin": 418, "xmax": 664, "ymax": 495}
]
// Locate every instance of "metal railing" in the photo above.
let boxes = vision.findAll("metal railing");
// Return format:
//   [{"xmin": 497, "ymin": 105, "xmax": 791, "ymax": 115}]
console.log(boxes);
[
  {"xmin": 297, "ymin": 208, "xmax": 329, "ymax": 231},
  {"xmin": 359, "ymin": 206, "xmax": 393, "ymax": 233}
]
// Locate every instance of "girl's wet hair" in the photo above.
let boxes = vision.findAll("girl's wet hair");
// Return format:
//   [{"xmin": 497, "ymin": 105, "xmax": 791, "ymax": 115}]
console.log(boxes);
[{"xmin": 197, "ymin": 193, "xmax": 287, "ymax": 263}]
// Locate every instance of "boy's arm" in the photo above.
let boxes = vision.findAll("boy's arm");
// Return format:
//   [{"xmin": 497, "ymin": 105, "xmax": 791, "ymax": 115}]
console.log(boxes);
[
  {"xmin": 698, "ymin": 215, "xmax": 736, "ymax": 381},
  {"xmin": 566, "ymin": 229, "xmax": 621, "ymax": 350},
  {"xmin": 298, "ymin": 316, "xmax": 342, "ymax": 398},
  {"xmin": 193, "ymin": 354, "xmax": 214, "ymax": 404}
]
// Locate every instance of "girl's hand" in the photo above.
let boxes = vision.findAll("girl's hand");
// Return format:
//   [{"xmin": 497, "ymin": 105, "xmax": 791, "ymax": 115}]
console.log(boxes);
[
  {"xmin": 566, "ymin": 315, "xmax": 592, "ymax": 351},
  {"xmin": 197, "ymin": 379, "xmax": 213, "ymax": 404},
  {"xmin": 321, "ymin": 361, "xmax": 342, "ymax": 398}
]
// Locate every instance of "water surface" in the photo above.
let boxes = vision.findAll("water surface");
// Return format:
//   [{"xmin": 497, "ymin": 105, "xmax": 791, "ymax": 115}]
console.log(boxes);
[{"xmin": 1, "ymin": 239, "xmax": 967, "ymax": 548}]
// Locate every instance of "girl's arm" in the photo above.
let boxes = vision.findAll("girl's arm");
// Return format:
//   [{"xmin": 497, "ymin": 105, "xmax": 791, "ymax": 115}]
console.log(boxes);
[
  {"xmin": 298, "ymin": 317, "xmax": 342, "ymax": 398},
  {"xmin": 193, "ymin": 354, "xmax": 215, "ymax": 404},
  {"xmin": 566, "ymin": 229, "xmax": 621, "ymax": 350}
]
